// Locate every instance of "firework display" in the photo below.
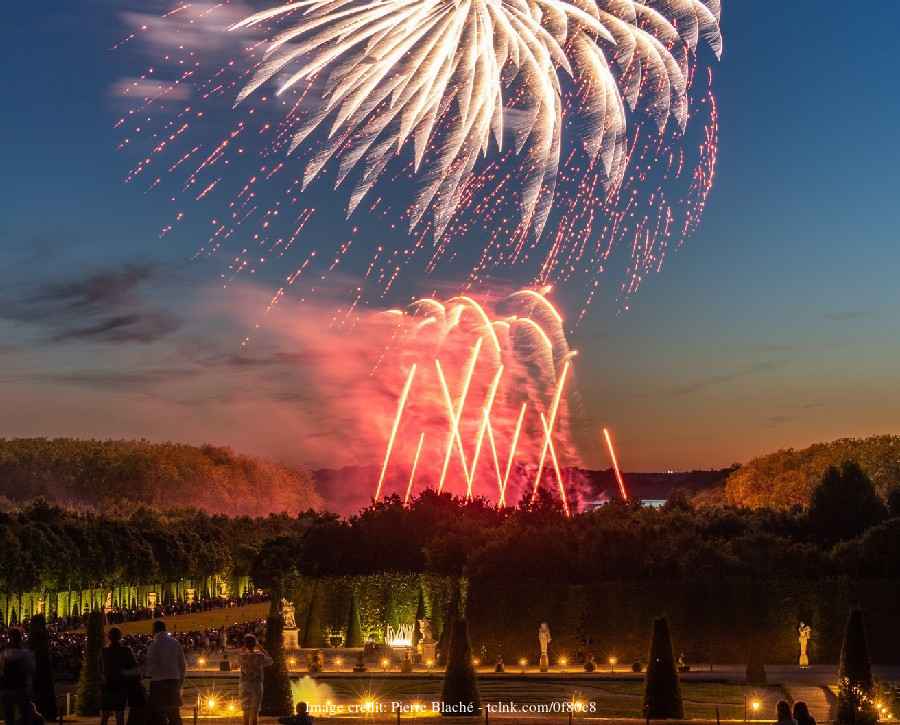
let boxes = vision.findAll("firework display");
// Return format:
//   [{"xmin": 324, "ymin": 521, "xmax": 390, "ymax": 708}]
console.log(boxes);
[
  {"xmin": 116, "ymin": 0, "xmax": 721, "ymax": 318},
  {"xmin": 372, "ymin": 288, "xmax": 577, "ymax": 511},
  {"xmin": 113, "ymin": 0, "xmax": 724, "ymax": 508},
  {"xmin": 231, "ymin": 0, "xmax": 722, "ymax": 240}
]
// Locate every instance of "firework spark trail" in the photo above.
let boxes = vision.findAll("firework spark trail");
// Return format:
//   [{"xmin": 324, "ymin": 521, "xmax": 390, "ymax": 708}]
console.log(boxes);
[
  {"xmin": 603, "ymin": 426, "xmax": 628, "ymax": 500},
  {"xmin": 497, "ymin": 401, "xmax": 527, "ymax": 506},
  {"xmin": 374, "ymin": 362, "xmax": 417, "ymax": 501},
  {"xmin": 435, "ymin": 338, "xmax": 482, "ymax": 491},
  {"xmin": 403, "ymin": 431, "xmax": 426, "ymax": 505},
  {"xmin": 464, "ymin": 364, "xmax": 504, "ymax": 500},
  {"xmin": 540, "ymin": 411, "xmax": 569, "ymax": 516},
  {"xmin": 531, "ymin": 359, "xmax": 569, "ymax": 502}
]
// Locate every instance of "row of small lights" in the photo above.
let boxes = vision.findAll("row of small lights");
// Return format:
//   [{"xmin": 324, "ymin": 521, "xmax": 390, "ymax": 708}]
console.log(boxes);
[{"xmin": 258, "ymin": 655, "xmax": 622, "ymax": 671}]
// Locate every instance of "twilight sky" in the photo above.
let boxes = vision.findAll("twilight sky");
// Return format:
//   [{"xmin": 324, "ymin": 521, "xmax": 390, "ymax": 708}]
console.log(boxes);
[{"xmin": 1, "ymin": 1, "xmax": 898, "ymax": 475}]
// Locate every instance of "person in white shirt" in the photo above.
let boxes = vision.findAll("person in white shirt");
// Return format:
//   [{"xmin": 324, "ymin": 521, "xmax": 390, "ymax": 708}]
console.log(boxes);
[
  {"xmin": 237, "ymin": 634, "xmax": 272, "ymax": 725},
  {"xmin": 141, "ymin": 621, "xmax": 186, "ymax": 725}
]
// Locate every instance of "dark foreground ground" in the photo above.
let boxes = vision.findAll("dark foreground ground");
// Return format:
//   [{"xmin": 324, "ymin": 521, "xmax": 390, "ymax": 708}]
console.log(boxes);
[{"xmin": 53, "ymin": 664, "xmax": 900, "ymax": 725}]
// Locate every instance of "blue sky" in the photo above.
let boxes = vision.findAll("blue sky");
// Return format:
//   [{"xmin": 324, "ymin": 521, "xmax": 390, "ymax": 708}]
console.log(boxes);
[{"xmin": 1, "ymin": 1, "xmax": 898, "ymax": 474}]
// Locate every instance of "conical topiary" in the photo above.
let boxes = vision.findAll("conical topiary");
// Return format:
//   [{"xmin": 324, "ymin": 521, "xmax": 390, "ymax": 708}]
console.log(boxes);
[
  {"xmin": 642, "ymin": 616, "xmax": 683, "ymax": 719},
  {"xmin": 431, "ymin": 599, "xmax": 444, "ymax": 647},
  {"xmin": 837, "ymin": 607, "xmax": 876, "ymax": 725},
  {"xmin": 438, "ymin": 584, "xmax": 460, "ymax": 666},
  {"xmin": 440, "ymin": 618, "xmax": 481, "ymax": 717},
  {"xmin": 75, "ymin": 610, "xmax": 104, "ymax": 716},
  {"xmin": 29, "ymin": 614, "xmax": 58, "ymax": 720},
  {"xmin": 346, "ymin": 592, "xmax": 363, "ymax": 648},
  {"xmin": 413, "ymin": 587, "xmax": 426, "ymax": 648},
  {"xmin": 303, "ymin": 589, "xmax": 322, "ymax": 648},
  {"xmin": 386, "ymin": 591, "xmax": 400, "ymax": 636},
  {"xmin": 260, "ymin": 614, "xmax": 294, "ymax": 717}
]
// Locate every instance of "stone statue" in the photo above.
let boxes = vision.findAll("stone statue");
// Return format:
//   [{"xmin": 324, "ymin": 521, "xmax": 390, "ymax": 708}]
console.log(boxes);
[
  {"xmin": 281, "ymin": 598, "xmax": 297, "ymax": 630},
  {"xmin": 798, "ymin": 622, "xmax": 811, "ymax": 667},
  {"xmin": 419, "ymin": 617, "xmax": 434, "ymax": 644},
  {"xmin": 539, "ymin": 622, "xmax": 551, "ymax": 658}
]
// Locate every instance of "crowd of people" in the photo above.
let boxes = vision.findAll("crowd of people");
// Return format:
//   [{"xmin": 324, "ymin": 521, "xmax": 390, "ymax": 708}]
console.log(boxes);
[
  {"xmin": 43, "ymin": 593, "xmax": 268, "ymax": 633},
  {"xmin": 0, "ymin": 590, "xmax": 269, "ymax": 683}
]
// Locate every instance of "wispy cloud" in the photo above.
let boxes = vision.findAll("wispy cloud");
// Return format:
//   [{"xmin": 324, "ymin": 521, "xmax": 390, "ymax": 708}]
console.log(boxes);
[
  {"xmin": 0, "ymin": 262, "xmax": 182, "ymax": 345},
  {"xmin": 660, "ymin": 360, "xmax": 782, "ymax": 398}
]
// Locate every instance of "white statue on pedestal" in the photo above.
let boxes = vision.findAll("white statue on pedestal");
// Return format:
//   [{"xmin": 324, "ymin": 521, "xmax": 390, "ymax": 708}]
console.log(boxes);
[
  {"xmin": 419, "ymin": 617, "xmax": 434, "ymax": 644},
  {"xmin": 798, "ymin": 622, "xmax": 811, "ymax": 668},
  {"xmin": 281, "ymin": 598, "xmax": 297, "ymax": 630},
  {"xmin": 539, "ymin": 622, "xmax": 551, "ymax": 658}
]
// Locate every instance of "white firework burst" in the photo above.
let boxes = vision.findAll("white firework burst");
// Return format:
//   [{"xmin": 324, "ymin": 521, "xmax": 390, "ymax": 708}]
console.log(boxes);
[{"xmin": 231, "ymin": 0, "xmax": 722, "ymax": 238}]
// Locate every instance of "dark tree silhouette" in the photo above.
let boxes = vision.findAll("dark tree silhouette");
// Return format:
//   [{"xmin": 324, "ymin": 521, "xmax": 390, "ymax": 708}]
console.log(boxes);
[
  {"xmin": 75, "ymin": 610, "xmax": 104, "ymax": 716},
  {"xmin": 260, "ymin": 614, "xmax": 294, "ymax": 717},
  {"xmin": 345, "ymin": 592, "xmax": 363, "ymax": 648},
  {"xmin": 808, "ymin": 463, "xmax": 888, "ymax": 546},
  {"xmin": 386, "ymin": 590, "xmax": 400, "ymax": 634},
  {"xmin": 440, "ymin": 618, "xmax": 481, "ymax": 717},
  {"xmin": 413, "ymin": 587, "xmax": 426, "ymax": 648},
  {"xmin": 642, "ymin": 616, "xmax": 683, "ymax": 719},
  {"xmin": 438, "ymin": 583, "xmax": 460, "ymax": 666},
  {"xmin": 303, "ymin": 589, "xmax": 323, "ymax": 648},
  {"xmin": 837, "ymin": 607, "xmax": 876, "ymax": 725}
]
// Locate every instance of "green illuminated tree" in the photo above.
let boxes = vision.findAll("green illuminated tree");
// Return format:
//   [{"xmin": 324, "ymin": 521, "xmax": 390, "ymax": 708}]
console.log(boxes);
[
  {"xmin": 260, "ymin": 614, "xmax": 293, "ymax": 717},
  {"xmin": 345, "ymin": 592, "xmax": 363, "ymax": 648},
  {"xmin": 303, "ymin": 589, "xmax": 323, "ymax": 648},
  {"xmin": 75, "ymin": 610, "xmax": 104, "ymax": 716}
]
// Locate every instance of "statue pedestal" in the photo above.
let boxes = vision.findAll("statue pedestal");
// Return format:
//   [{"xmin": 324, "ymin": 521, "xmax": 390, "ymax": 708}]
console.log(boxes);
[
  {"xmin": 283, "ymin": 627, "xmax": 299, "ymax": 649},
  {"xmin": 799, "ymin": 654, "xmax": 809, "ymax": 667},
  {"xmin": 421, "ymin": 642, "xmax": 437, "ymax": 664},
  {"xmin": 539, "ymin": 654, "xmax": 549, "ymax": 672}
]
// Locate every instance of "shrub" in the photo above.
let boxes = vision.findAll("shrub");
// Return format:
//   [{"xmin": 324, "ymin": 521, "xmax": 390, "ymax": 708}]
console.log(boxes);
[
  {"xmin": 438, "ymin": 585, "xmax": 460, "ymax": 666},
  {"xmin": 260, "ymin": 614, "xmax": 293, "ymax": 717},
  {"xmin": 837, "ymin": 608, "xmax": 876, "ymax": 725},
  {"xmin": 75, "ymin": 610, "xmax": 104, "ymax": 716},
  {"xmin": 413, "ymin": 587, "xmax": 426, "ymax": 648},
  {"xmin": 440, "ymin": 619, "xmax": 481, "ymax": 717},
  {"xmin": 642, "ymin": 616, "xmax": 683, "ymax": 719},
  {"xmin": 386, "ymin": 591, "xmax": 400, "ymax": 635},
  {"xmin": 345, "ymin": 593, "xmax": 363, "ymax": 648},
  {"xmin": 303, "ymin": 590, "xmax": 322, "ymax": 648}
]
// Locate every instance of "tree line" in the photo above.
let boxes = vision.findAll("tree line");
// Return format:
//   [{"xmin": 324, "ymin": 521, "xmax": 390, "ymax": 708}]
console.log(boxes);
[{"xmin": 3, "ymin": 461, "xmax": 898, "ymax": 642}]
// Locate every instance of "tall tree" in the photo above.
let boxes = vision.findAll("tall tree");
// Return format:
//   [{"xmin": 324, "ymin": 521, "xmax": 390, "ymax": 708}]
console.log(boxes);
[
  {"xmin": 303, "ymin": 589, "xmax": 323, "ymax": 648},
  {"xmin": 385, "ymin": 590, "xmax": 400, "ymax": 636},
  {"xmin": 808, "ymin": 463, "xmax": 888, "ymax": 545},
  {"xmin": 440, "ymin": 618, "xmax": 481, "ymax": 717},
  {"xmin": 413, "ymin": 587, "xmax": 426, "ymax": 647},
  {"xmin": 438, "ymin": 583, "xmax": 460, "ymax": 666},
  {"xmin": 642, "ymin": 616, "xmax": 683, "ymax": 719},
  {"xmin": 260, "ymin": 614, "xmax": 293, "ymax": 717},
  {"xmin": 75, "ymin": 610, "xmax": 104, "ymax": 716},
  {"xmin": 345, "ymin": 593, "xmax": 363, "ymax": 648},
  {"xmin": 837, "ymin": 608, "xmax": 876, "ymax": 725}
]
